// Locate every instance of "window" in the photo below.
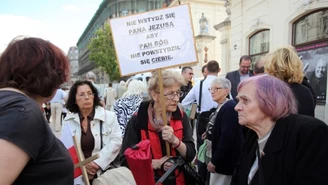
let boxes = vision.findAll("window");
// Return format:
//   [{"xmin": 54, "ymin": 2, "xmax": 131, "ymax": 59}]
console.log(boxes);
[
  {"xmin": 249, "ymin": 29, "xmax": 270, "ymax": 67},
  {"xmin": 293, "ymin": 9, "xmax": 328, "ymax": 46},
  {"xmin": 293, "ymin": 9, "xmax": 328, "ymax": 104}
]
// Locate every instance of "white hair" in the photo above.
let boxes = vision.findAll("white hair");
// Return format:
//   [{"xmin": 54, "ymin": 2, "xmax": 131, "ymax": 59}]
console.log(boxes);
[
  {"xmin": 211, "ymin": 77, "xmax": 231, "ymax": 91},
  {"xmin": 120, "ymin": 80, "xmax": 126, "ymax": 86},
  {"xmin": 86, "ymin": 71, "xmax": 97, "ymax": 81},
  {"xmin": 122, "ymin": 80, "xmax": 147, "ymax": 98}
]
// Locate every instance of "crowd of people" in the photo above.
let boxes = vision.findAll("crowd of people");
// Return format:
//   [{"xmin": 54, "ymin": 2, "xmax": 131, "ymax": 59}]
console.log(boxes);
[{"xmin": 0, "ymin": 37, "xmax": 328, "ymax": 185}]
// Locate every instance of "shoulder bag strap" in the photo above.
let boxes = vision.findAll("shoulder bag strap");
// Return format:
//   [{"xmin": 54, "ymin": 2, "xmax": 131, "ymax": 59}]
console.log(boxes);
[
  {"xmin": 198, "ymin": 80, "xmax": 204, "ymax": 112},
  {"xmin": 100, "ymin": 120, "xmax": 103, "ymax": 149}
]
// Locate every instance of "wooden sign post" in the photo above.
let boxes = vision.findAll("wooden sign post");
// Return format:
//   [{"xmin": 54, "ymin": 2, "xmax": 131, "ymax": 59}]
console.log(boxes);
[
  {"xmin": 157, "ymin": 68, "xmax": 171, "ymax": 157},
  {"xmin": 73, "ymin": 135, "xmax": 99, "ymax": 185}
]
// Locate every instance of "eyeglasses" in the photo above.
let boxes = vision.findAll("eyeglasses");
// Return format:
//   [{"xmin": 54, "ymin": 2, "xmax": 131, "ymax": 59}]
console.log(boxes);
[
  {"xmin": 208, "ymin": 87, "xmax": 222, "ymax": 92},
  {"xmin": 156, "ymin": 91, "xmax": 184, "ymax": 100},
  {"xmin": 78, "ymin": 92, "xmax": 95, "ymax": 98}
]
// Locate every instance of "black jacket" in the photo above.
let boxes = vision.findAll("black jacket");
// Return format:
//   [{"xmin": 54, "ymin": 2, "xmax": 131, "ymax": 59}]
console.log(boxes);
[
  {"xmin": 179, "ymin": 81, "xmax": 193, "ymax": 103},
  {"xmin": 230, "ymin": 114, "xmax": 328, "ymax": 185},
  {"xmin": 210, "ymin": 100, "xmax": 244, "ymax": 175},
  {"xmin": 225, "ymin": 70, "xmax": 254, "ymax": 101},
  {"xmin": 289, "ymin": 83, "xmax": 315, "ymax": 117}
]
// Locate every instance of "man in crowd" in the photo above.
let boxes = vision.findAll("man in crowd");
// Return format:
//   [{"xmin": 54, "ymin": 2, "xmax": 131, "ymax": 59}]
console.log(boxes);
[
  {"xmin": 225, "ymin": 55, "xmax": 253, "ymax": 101},
  {"xmin": 50, "ymin": 88, "xmax": 67, "ymax": 132},
  {"xmin": 86, "ymin": 71, "xmax": 102, "ymax": 99},
  {"xmin": 104, "ymin": 83, "xmax": 117, "ymax": 111},
  {"xmin": 180, "ymin": 66, "xmax": 194, "ymax": 102},
  {"xmin": 182, "ymin": 60, "xmax": 219, "ymax": 182},
  {"xmin": 202, "ymin": 65, "xmax": 208, "ymax": 79},
  {"xmin": 253, "ymin": 59, "xmax": 265, "ymax": 75}
]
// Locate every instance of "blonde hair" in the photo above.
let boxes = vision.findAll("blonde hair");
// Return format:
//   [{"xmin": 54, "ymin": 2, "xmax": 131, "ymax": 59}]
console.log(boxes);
[
  {"xmin": 148, "ymin": 69, "xmax": 184, "ymax": 96},
  {"xmin": 264, "ymin": 45, "xmax": 304, "ymax": 84}
]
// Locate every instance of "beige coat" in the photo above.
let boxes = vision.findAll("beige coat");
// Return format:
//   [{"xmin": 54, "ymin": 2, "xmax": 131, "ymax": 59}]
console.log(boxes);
[{"xmin": 104, "ymin": 87, "xmax": 116, "ymax": 106}]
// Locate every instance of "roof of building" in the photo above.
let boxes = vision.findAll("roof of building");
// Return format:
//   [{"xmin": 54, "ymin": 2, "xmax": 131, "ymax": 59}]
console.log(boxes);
[{"xmin": 76, "ymin": 0, "xmax": 108, "ymax": 46}]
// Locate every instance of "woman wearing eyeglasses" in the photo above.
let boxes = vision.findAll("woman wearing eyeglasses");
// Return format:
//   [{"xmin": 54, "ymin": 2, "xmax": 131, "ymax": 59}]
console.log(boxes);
[
  {"xmin": 62, "ymin": 80, "xmax": 122, "ymax": 182},
  {"xmin": 205, "ymin": 77, "xmax": 244, "ymax": 185},
  {"xmin": 120, "ymin": 70, "xmax": 196, "ymax": 185}
]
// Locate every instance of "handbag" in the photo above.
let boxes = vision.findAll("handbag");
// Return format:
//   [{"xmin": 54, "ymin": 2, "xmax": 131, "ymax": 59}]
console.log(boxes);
[
  {"xmin": 92, "ymin": 167, "xmax": 136, "ymax": 185},
  {"xmin": 93, "ymin": 120, "xmax": 129, "ymax": 184}
]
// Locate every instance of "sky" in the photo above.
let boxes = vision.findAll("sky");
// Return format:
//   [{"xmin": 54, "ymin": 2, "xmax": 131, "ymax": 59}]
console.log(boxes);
[{"xmin": 0, "ymin": 0, "xmax": 103, "ymax": 54}]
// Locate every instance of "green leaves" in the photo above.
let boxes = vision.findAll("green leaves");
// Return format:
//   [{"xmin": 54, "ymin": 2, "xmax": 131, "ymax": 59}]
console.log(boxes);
[{"xmin": 88, "ymin": 24, "xmax": 120, "ymax": 81}]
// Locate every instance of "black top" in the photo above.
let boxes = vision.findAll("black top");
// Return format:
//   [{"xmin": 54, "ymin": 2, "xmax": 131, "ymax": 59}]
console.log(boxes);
[
  {"xmin": 231, "ymin": 114, "xmax": 328, "ymax": 185},
  {"xmin": 0, "ymin": 91, "xmax": 73, "ymax": 185},
  {"xmin": 179, "ymin": 81, "xmax": 193, "ymax": 102},
  {"xmin": 289, "ymin": 83, "xmax": 315, "ymax": 117}
]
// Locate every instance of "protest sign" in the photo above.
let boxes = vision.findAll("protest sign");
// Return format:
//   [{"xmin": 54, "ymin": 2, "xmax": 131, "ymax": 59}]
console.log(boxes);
[{"xmin": 110, "ymin": 4, "xmax": 198, "ymax": 76}]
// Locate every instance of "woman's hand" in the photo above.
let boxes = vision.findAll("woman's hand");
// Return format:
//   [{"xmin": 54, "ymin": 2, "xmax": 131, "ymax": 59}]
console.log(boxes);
[
  {"xmin": 163, "ymin": 161, "xmax": 174, "ymax": 171},
  {"xmin": 162, "ymin": 125, "xmax": 177, "ymax": 144},
  {"xmin": 86, "ymin": 161, "xmax": 100, "ymax": 177},
  {"xmin": 207, "ymin": 162, "xmax": 216, "ymax": 173},
  {"xmin": 151, "ymin": 156, "xmax": 168, "ymax": 170},
  {"xmin": 201, "ymin": 132, "xmax": 207, "ymax": 140}
]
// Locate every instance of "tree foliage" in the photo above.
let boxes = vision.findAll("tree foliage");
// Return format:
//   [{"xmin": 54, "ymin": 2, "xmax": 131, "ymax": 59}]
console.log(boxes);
[{"xmin": 88, "ymin": 24, "xmax": 120, "ymax": 81}]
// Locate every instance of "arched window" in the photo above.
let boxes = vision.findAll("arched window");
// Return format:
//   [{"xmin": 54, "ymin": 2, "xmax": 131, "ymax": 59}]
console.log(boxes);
[
  {"xmin": 249, "ymin": 29, "xmax": 270, "ymax": 67},
  {"xmin": 293, "ymin": 8, "xmax": 328, "ymax": 104}
]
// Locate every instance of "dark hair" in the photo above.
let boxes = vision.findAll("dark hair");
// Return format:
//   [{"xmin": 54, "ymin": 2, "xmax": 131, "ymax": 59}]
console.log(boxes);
[
  {"xmin": 66, "ymin": 81, "xmax": 102, "ymax": 113},
  {"xmin": 181, "ymin": 66, "xmax": 192, "ymax": 73},
  {"xmin": 254, "ymin": 60, "xmax": 265, "ymax": 74},
  {"xmin": 0, "ymin": 37, "xmax": 69, "ymax": 97},
  {"xmin": 202, "ymin": 65, "xmax": 207, "ymax": 73},
  {"xmin": 206, "ymin": 60, "xmax": 220, "ymax": 73},
  {"xmin": 239, "ymin": 55, "xmax": 252, "ymax": 64},
  {"xmin": 108, "ymin": 83, "xmax": 112, "ymax": 87}
]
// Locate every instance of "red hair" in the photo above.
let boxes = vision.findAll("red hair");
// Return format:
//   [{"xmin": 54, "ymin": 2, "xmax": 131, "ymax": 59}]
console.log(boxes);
[{"xmin": 0, "ymin": 37, "xmax": 70, "ymax": 97}]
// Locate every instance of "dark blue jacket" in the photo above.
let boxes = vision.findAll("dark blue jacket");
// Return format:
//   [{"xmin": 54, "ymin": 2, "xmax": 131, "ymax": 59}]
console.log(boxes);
[{"xmin": 210, "ymin": 100, "xmax": 244, "ymax": 175}]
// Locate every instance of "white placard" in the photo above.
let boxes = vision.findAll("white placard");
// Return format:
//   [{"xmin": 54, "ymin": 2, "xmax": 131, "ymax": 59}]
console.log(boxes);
[{"xmin": 110, "ymin": 4, "xmax": 198, "ymax": 76}]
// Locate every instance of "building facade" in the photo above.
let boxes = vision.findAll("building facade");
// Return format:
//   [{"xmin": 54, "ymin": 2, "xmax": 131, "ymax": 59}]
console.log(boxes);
[
  {"xmin": 169, "ymin": 0, "xmax": 228, "ymax": 79},
  {"xmin": 217, "ymin": 0, "xmax": 328, "ymax": 103},
  {"xmin": 67, "ymin": 46, "xmax": 79, "ymax": 83},
  {"xmin": 76, "ymin": 0, "xmax": 166, "ymax": 83}
]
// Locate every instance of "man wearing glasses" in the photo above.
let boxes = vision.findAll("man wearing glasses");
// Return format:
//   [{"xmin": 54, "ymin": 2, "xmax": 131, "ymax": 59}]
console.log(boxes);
[
  {"xmin": 225, "ymin": 55, "xmax": 253, "ymax": 101},
  {"xmin": 180, "ymin": 66, "xmax": 194, "ymax": 102}
]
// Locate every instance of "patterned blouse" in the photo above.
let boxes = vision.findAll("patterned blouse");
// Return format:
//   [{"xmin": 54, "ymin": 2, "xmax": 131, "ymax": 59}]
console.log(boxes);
[{"xmin": 113, "ymin": 94, "xmax": 143, "ymax": 136}]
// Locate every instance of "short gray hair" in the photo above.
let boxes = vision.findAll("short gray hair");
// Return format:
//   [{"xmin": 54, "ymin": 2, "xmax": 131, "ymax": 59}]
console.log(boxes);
[
  {"xmin": 86, "ymin": 71, "xmax": 97, "ymax": 81},
  {"xmin": 211, "ymin": 77, "xmax": 231, "ymax": 92},
  {"xmin": 148, "ymin": 69, "xmax": 184, "ymax": 96}
]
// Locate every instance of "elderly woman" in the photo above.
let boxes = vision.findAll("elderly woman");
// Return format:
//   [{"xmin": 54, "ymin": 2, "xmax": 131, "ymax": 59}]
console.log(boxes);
[
  {"xmin": 231, "ymin": 75, "xmax": 328, "ymax": 185},
  {"xmin": 0, "ymin": 37, "xmax": 73, "ymax": 184},
  {"xmin": 114, "ymin": 80, "xmax": 148, "ymax": 136},
  {"xmin": 204, "ymin": 77, "xmax": 244, "ymax": 185},
  {"xmin": 264, "ymin": 45, "xmax": 315, "ymax": 116},
  {"xmin": 120, "ymin": 70, "xmax": 196, "ymax": 185},
  {"xmin": 63, "ymin": 80, "xmax": 122, "ymax": 181}
]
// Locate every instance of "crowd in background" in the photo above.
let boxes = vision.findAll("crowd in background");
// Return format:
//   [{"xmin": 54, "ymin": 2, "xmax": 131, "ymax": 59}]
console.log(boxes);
[{"xmin": 1, "ymin": 37, "xmax": 328, "ymax": 185}]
